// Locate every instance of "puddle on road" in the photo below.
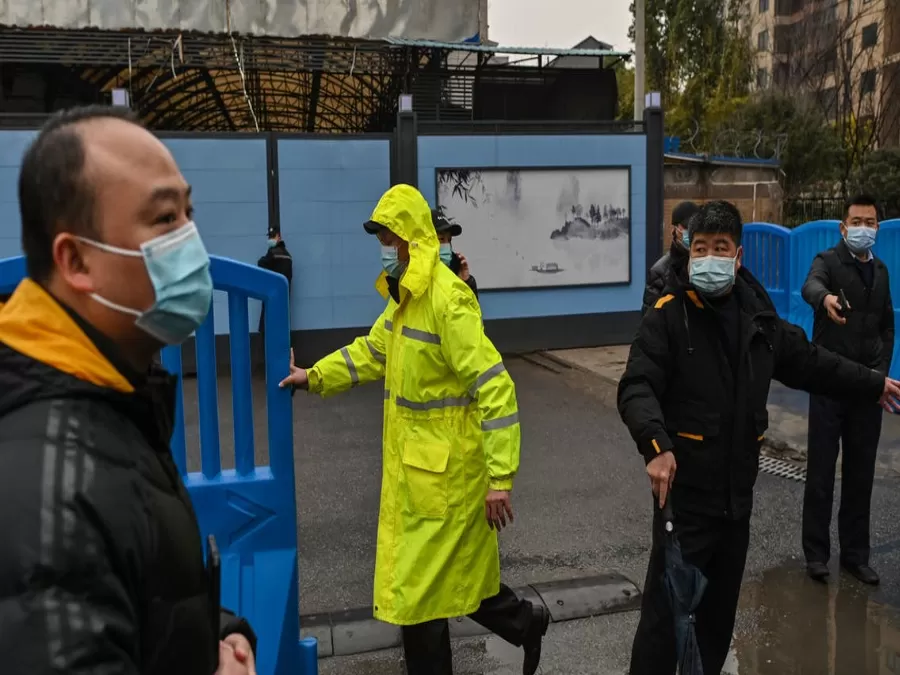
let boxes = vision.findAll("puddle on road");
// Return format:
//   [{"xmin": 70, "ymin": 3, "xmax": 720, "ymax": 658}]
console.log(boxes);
[{"xmin": 728, "ymin": 563, "xmax": 900, "ymax": 674}]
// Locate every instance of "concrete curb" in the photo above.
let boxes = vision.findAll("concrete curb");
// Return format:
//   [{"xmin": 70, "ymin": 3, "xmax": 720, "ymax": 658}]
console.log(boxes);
[
  {"xmin": 300, "ymin": 572, "xmax": 641, "ymax": 658},
  {"xmin": 543, "ymin": 351, "xmax": 809, "ymax": 461}
]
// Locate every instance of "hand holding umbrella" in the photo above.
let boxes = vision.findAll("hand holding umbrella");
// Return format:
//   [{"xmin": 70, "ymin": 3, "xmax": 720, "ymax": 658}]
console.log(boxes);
[{"xmin": 661, "ymin": 498, "xmax": 707, "ymax": 675}]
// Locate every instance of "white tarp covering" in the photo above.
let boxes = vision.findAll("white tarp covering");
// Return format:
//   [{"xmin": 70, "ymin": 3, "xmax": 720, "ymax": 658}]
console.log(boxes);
[{"xmin": 0, "ymin": 0, "xmax": 480, "ymax": 41}]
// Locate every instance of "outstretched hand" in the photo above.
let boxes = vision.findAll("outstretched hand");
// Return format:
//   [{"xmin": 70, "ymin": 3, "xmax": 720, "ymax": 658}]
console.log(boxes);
[
  {"xmin": 278, "ymin": 348, "xmax": 308, "ymax": 390},
  {"xmin": 881, "ymin": 377, "xmax": 900, "ymax": 413}
]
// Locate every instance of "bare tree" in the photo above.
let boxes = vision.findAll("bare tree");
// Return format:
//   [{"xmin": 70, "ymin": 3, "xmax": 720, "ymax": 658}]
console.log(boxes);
[{"xmin": 775, "ymin": 0, "xmax": 900, "ymax": 190}]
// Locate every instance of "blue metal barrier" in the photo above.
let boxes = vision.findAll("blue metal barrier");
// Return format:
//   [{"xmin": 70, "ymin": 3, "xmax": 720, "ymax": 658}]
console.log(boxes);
[
  {"xmin": 742, "ymin": 223, "xmax": 791, "ymax": 317},
  {"xmin": 0, "ymin": 255, "xmax": 315, "ymax": 675},
  {"xmin": 875, "ymin": 221, "xmax": 900, "ymax": 382},
  {"xmin": 787, "ymin": 220, "xmax": 843, "ymax": 339},
  {"xmin": 742, "ymin": 219, "xmax": 899, "ymax": 382}
]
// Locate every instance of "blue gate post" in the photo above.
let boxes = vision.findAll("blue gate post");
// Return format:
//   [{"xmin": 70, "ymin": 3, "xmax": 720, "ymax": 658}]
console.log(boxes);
[
  {"xmin": 742, "ymin": 222, "xmax": 791, "ymax": 317},
  {"xmin": 0, "ymin": 255, "xmax": 316, "ymax": 675}
]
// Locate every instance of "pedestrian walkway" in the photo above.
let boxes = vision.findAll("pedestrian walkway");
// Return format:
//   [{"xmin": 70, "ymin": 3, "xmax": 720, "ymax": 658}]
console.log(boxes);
[{"xmin": 546, "ymin": 346, "xmax": 900, "ymax": 477}]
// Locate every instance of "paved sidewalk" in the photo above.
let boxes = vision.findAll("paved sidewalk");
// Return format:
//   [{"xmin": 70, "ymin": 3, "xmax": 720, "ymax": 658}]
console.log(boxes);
[{"xmin": 546, "ymin": 346, "xmax": 900, "ymax": 477}]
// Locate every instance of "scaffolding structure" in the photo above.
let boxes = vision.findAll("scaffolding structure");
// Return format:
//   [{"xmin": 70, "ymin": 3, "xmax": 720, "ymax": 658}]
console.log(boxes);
[{"xmin": 0, "ymin": 27, "xmax": 629, "ymax": 133}]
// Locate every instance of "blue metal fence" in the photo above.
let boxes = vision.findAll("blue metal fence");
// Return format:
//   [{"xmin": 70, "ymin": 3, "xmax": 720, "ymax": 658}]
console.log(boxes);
[
  {"xmin": 0, "ymin": 255, "xmax": 317, "ymax": 675},
  {"xmin": 743, "ymin": 220, "xmax": 900, "ymax": 382}
]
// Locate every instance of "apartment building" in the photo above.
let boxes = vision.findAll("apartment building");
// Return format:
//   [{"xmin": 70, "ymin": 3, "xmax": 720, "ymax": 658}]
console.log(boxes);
[{"xmin": 746, "ymin": 0, "xmax": 900, "ymax": 146}]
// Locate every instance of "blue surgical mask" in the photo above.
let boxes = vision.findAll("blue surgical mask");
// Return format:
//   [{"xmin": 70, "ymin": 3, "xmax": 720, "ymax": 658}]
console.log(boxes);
[
  {"xmin": 689, "ymin": 254, "xmax": 737, "ymax": 297},
  {"xmin": 267, "ymin": 238, "xmax": 278, "ymax": 249},
  {"xmin": 439, "ymin": 243, "xmax": 453, "ymax": 266},
  {"xmin": 681, "ymin": 230, "xmax": 691, "ymax": 249},
  {"xmin": 78, "ymin": 221, "xmax": 213, "ymax": 345},
  {"xmin": 845, "ymin": 226, "xmax": 877, "ymax": 253},
  {"xmin": 381, "ymin": 245, "xmax": 407, "ymax": 278}
]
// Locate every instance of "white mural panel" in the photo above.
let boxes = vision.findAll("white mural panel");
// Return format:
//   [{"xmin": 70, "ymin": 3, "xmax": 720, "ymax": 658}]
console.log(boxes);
[{"xmin": 436, "ymin": 167, "xmax": 631, "ymax": 290}]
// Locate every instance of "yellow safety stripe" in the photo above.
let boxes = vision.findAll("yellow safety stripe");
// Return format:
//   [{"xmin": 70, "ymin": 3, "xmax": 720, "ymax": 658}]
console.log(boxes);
[{"xmin": 654, "ymin": 294, "xmax": 675, "ymax": 309}]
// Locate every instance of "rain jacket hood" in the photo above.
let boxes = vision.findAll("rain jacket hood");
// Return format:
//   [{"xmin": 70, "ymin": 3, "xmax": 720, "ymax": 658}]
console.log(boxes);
[{"xmin": 369, "ymin": 184, "xmax": 439, "ymax": 300}]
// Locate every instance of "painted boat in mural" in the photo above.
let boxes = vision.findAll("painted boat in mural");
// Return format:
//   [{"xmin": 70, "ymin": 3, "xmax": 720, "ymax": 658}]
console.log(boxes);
[{"xmin": 531, "ymin": 262, "xmax": 564, "ymax": 274}]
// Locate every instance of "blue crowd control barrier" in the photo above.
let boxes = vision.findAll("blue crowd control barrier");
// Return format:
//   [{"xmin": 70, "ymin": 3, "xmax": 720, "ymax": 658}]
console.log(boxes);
[
  {"xmin": 0, "ymin": 255, "xmax": 315, "ymax": 675},
  {"xmin": 787, "ymin": 220, "xmax": 842, "ymax": 339},
  {"xmin": 743, "ymin": 223, "xmax": 791, "ymax": 317},
  {"xmin": 875, "ymin": 221, "xmax": 900, "ymax": 382}
]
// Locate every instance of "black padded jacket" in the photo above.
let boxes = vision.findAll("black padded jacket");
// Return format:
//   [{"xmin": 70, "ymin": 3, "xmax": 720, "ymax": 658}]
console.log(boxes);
[
  {"xmin": 0, "ymin": 280, "xmax": 256, "ymax": 675},
  {"xmin": 642, "ymin": 240, "xmax": 689, "ymax": 314},
  {"xmin": 618, "ymin": 268, "xmax": 885, "ymax": 519}
]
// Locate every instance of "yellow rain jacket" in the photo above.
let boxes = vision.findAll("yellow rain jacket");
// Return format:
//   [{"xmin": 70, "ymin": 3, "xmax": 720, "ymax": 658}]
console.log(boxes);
[{"xmin": 307, "ymin": 184, "xmax": 521, "ymax": 625}]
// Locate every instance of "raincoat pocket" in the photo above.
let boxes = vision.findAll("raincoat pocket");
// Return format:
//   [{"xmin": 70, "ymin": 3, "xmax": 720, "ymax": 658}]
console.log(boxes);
[{"xmin": 402, "ymin": 440, "xmax": 451, "ymax": 518}]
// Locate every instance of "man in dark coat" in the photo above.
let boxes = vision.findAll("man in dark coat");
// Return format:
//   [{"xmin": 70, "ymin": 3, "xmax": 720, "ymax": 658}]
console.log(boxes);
[
  {"xmin": 257, "ymin": 226, "xmax": 293, "ymax": 334},
  {"xmin": 801, "ymin": 193, "xmax": 895, "ymax": 585},
  {"xmin": 641, "ymin": 201, "xmax": 699, "ymax": 314},
  {"xmin": 0, "ymin": 106, "xmax": 257, "ymax": 674},
  {"xmin": 618, "ymin": 200, "xmax": 900, "ymax": 675},
  {"xmin": 432, "ymin": 208, "xmax": 479, "ymax": 299}
]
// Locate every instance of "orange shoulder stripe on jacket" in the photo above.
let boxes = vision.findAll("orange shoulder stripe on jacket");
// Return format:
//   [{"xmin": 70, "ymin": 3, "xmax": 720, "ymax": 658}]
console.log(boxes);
[
  {"xmin": 654, "ymin": 294, "xmax": 675, "ymax": 309},
  {"xmin": 0, "ymin": 279, "xmax": 134, "ymax": 394}
]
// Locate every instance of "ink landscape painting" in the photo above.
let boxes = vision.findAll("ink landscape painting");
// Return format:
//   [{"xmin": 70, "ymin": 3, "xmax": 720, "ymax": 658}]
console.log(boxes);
[{"xmin": 436, "ymin": 167, "xmax": 631, "ymax": 289}]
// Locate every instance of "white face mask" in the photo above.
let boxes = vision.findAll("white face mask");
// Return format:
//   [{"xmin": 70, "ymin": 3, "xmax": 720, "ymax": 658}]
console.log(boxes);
[{"xmin": 77, "ymin": 222, "xmax": 213, "ymax": 344}]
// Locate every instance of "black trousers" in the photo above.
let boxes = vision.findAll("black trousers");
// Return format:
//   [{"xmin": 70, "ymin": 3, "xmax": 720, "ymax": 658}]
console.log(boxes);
[
  {"xmin": 630, "ymin": 508, "xmax": 750, "ymax": 675},
  {"xmin": 802, "ymin": 394, "xmax": 883, "ymax": 567},
  {"xmin": 401, "ymin": 584, "xmax": 533, "ymax": 675}
]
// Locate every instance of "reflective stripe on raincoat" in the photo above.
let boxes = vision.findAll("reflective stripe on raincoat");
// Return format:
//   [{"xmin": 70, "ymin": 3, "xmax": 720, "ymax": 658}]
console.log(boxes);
[{"xmin": 306, "ymin": 184, "xmax": 521, "ymax": 625}]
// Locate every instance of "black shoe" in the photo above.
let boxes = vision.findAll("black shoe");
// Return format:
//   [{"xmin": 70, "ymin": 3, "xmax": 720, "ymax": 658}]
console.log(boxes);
[
  {"xmin": 522, "ymin": 604, "xmax": 550, "ymax": 675},
  {"xmin": 806, "ymin": 561, "xmax": 830, "ymax": 583},
  {"xmin": 842, "ymin": 563, "xmax": 880, "ymax": 586}
]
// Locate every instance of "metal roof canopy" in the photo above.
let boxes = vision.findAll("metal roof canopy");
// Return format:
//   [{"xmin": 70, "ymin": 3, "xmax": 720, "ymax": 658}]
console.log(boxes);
[
  {"xmin": 0, "ymin": 28, "xmax": 628, "ymax": 132},
  {"xmin": 384, "ymin": 37, "xmax": 631, "ymax": 58}
]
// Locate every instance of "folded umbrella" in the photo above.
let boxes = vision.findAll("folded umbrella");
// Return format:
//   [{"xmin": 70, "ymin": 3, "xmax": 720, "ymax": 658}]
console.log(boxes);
[{"xmin": 661, "ymin": 499, "xmax": 707, "ymax": 675}]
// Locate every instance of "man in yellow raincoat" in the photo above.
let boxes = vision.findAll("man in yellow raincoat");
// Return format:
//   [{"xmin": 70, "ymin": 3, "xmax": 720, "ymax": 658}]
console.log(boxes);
[{"xmin": 279, "ymin": 184, "xmax": 549, "ymax": 674}]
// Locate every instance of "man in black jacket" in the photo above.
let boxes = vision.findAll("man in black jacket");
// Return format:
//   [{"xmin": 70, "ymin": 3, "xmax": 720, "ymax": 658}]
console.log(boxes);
[
  {"xmin": 618, "ymin": 200, "xmax": 900, "ymax": 675},
  {"xmin": 0, "ymin": 106, "xmax": 257, "ymax": 674},
  {"xmin": 801, "ymin": 194, "xmax": 895, "ymax": 585},
  {"xmin": 432, "ymin": 208, "xmax": 479, "ymax": 299},
  {"xmin": 641, "ymin": 201, "xmax": 699, "ymax": 314},
  {"xmin": 257, "ymin": 226, "xmax": 293, "ymax": 334}
]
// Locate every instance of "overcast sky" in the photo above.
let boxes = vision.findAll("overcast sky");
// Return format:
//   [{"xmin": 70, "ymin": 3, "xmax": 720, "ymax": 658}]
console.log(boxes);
[{"xmin": 487, "ymin": 0, "xmax": 632, "ymax": 52}]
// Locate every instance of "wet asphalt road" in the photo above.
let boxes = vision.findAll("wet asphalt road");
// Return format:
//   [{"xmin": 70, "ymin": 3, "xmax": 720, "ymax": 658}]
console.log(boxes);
[{"xmin": 182, "ymin": 358, "xmax": 900, "ymax": 674}]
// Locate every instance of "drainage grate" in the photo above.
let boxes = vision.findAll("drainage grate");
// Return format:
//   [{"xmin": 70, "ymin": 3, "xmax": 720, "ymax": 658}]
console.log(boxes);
[{"xmin": 759, "ymin": 455, "xmax": 807, "ymax": 482}]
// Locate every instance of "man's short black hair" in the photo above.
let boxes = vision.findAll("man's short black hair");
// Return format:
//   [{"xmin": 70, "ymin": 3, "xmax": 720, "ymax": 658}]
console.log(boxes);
[
  {"xmin": 844, "ymin": 193, "xmax": 881, "ymax": 220},
  {"xmin": 19, "ymin": 105, "xmax": 141, "ymax": 282},
  {"xmin": 671, "ymin": 201, "xmax": 700, "ymax": 227},
  {"xmin": 688, "ymin": 200, "xmax": 744, "ymax": 245}
]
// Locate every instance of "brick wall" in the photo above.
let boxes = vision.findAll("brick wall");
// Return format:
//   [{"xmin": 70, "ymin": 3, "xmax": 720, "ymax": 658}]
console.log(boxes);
[{"xmin": 660, "ymin": 161, "xmax": 783, "ymax": 251}]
